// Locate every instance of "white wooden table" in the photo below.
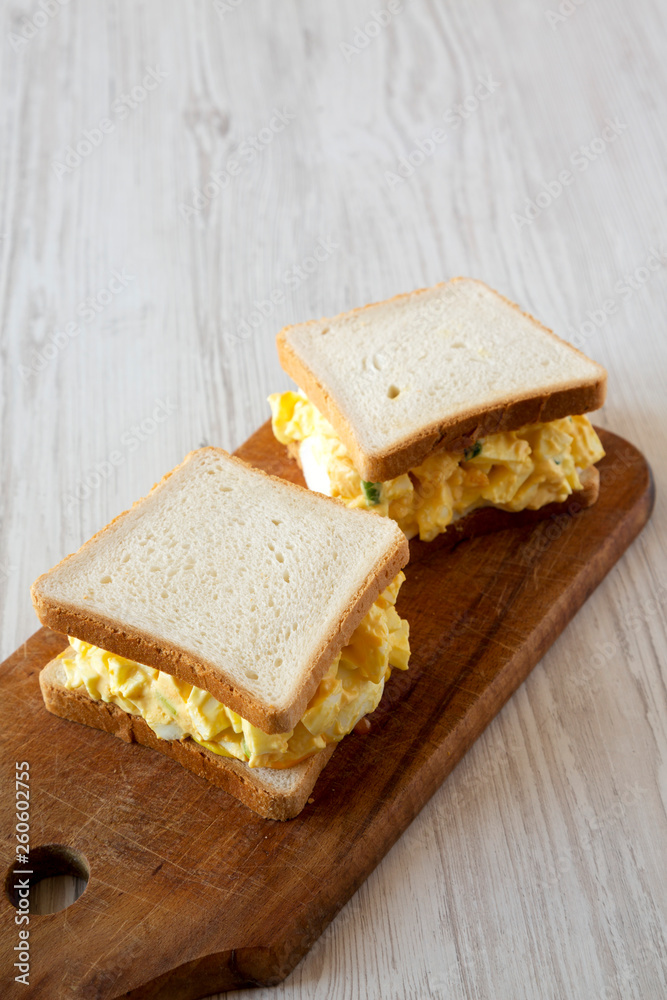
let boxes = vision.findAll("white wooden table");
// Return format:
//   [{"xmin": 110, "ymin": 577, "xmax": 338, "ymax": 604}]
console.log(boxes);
[{"xmin": 2, "ymin": 2, "xmax": 666, "ymax": 997}]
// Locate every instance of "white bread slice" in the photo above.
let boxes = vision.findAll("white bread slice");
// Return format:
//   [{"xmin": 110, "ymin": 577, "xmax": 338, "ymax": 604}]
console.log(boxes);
[
  {"xmin": 277, "ymin": 278, "xmax": 607, "ymax": 482},
  {"xmin": 39, "ymin": 658, "xmax": 333, "ymax": 820},
  {"xmin": 31, "ymin": 448, "xmax": 408, "ymax": 735}
]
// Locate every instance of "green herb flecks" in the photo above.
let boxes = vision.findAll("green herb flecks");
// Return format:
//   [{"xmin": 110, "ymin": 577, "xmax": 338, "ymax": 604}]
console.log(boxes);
[
  {"xmin": 464, "ymin": 441, "xmax": 483, "ymax": 461},
  {"xmin": 361, "ymin": 480, "xmax": 382, "ymax": 506},
  {"xmin": 157, "ymin": 693, "xmax": 177, "ymax": 717}
]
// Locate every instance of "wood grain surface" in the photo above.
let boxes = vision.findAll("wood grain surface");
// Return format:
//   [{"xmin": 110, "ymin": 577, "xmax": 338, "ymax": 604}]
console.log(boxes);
[
  {"xmin": 1, "ymin": 2, "xmax": 666, "ymax": 998},
  {"xmin": 0, "ymin": 427, "xmax": 653, "ymax": 1000}
]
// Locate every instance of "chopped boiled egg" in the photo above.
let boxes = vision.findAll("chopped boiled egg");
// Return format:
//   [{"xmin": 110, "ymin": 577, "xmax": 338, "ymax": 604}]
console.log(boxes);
[
  {"xmin": 60, "ymin": 573, "xmax": 409, "ymax": 769},
  {"xmin": 268, "ymin": 392, "xmax": 605, "ymax": 543}
]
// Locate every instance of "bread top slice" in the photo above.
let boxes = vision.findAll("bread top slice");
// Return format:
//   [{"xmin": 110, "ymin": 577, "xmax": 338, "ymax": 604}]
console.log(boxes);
[
  {"xmin": 31, "ymin": 448, "xmax": 408, "ymax": 734},
  {"xmin": 277, "ymin": 278, "xmax": 607, "ymax": 482}
]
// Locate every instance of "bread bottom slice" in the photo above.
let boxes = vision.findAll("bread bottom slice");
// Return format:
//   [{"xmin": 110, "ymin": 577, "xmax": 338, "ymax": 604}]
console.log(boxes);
[{"xmin": 39, "ymin": 659, "xmax": 335, "ymax": 821}]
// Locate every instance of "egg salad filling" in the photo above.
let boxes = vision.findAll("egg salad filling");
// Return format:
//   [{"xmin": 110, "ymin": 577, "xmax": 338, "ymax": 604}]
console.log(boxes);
[
  {"xmin": 269, "ymin": 391, "xmax": 605, "ymax": 542},
  {"xmin": 59, "ymin": 573, "xmax": 409, "ymax": 769}
]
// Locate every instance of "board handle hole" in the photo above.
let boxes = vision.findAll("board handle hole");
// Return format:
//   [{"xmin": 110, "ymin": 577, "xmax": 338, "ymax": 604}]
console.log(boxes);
[{"xmin": 5, "ymin": 844, "xmax": 89, "ymax": 915}]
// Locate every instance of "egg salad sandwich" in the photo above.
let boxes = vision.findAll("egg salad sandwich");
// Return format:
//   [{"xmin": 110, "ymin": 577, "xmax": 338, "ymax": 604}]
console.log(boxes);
[
  {"xmin": 31, "ymin": 448, "xmax": 410, "ymax": 820},
  {"xmin": 269, "ymin": 278, "xmax": 607, "ymax": 544}
]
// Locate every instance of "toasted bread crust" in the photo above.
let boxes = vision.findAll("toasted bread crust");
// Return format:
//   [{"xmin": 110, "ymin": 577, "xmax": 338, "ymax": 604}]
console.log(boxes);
[
  {"xmin": 39, "ymin": 658, "xmax": 335, "ymax": 821},
  {"xmin": 31, "ymin": 448, "xmax": 409, "ymax": 735},
  {"xmin": 277, "ymin": 278, "xmax": 608, "ymax": 482}
]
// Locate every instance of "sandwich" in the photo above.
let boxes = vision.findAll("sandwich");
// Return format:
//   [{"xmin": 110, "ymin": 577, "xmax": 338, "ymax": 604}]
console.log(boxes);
[
  {"xmin": 269, "ymin": 278, "xmax": 607, "ymax": 543},
  {"xmin": 31, "ymin": 448, "xmax": 410, "ymax": 820}
]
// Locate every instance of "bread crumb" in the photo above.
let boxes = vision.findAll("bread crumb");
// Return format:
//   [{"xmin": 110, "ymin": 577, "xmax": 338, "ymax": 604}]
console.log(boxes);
[{"xmin": 307, "ymin": 797, "xmax": 314, "ymax": 804}]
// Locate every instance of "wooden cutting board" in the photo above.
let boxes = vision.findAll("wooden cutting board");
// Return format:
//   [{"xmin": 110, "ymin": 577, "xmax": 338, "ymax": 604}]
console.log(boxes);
[{"xmin": 0, "ymin": 426, "xmax": 653, "ymax": 1000}]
